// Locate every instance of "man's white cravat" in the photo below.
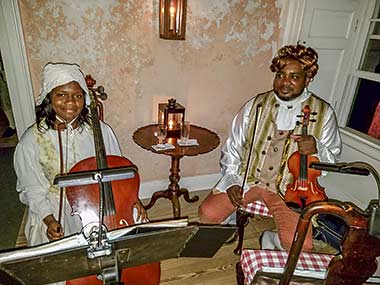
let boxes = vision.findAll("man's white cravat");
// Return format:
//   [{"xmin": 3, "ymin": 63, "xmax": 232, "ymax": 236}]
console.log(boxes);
[{"xmin": 275, "ymin": 89, "xmax": 311, "ymax": 130}]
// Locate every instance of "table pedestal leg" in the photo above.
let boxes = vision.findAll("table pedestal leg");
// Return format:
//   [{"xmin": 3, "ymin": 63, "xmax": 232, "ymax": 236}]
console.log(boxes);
[{"xmin": 143, "ymin": 156, "xmax": 199, "ymax": 218}]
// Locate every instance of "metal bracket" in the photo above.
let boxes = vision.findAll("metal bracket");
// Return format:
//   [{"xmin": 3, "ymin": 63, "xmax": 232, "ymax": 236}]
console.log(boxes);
[
  {"xmin": 100, "ymin": 265, "xmax": 120, "ymax": 285},
  {"xmin": 96, "ymin": 249, "xmax": 130, "ymax": 285},
  {"xmin": 368, "ymin": 199, "xmax": 380, "ymax": 238},
  {"xmin": 85, "ymin": 225, "xmax": 132, "ymax": 284},
  {"xmin": 87, "ymin": 225, "xmax": 112, "ymax": 259}
]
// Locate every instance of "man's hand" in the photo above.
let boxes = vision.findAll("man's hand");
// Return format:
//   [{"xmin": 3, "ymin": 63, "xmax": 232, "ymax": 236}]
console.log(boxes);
[
  {"xmin": 133, "ymin": 199, "xmax": 148, "ymax": 222},
  {"xmin": 43, "ymin": 214, "xmax": 64, "ymax": 241},
  {"xmin": 227, "ymin": 185, "xmax": 244, "ymax": 208},
  {"xmin": 291, "ymin": 134, "xmax": 317, "ymax": 155}
]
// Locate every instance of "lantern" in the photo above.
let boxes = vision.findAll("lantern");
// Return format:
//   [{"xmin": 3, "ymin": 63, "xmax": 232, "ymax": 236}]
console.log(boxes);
[
  {"xmin": 159, "ymin": 0, "xmax": 187, "ymax": 40},
  {"xmin": 158, "ymin": 98, "xmax": 185, "ymax": 137}
]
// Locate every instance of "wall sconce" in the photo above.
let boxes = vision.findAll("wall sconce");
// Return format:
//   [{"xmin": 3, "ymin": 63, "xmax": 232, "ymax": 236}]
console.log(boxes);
[
  {"xmin": 159, "ymin": 0, "xmax": 187, "ymax": 40},
  {"xmin": 158, "ymin": 98, "xmax": 185, "ymax": 137}
]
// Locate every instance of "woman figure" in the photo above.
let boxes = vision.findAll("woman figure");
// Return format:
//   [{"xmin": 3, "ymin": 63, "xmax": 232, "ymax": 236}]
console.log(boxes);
[{"xmin": 14, "ymin": 62, "xmax": 146, "ymax": 248}]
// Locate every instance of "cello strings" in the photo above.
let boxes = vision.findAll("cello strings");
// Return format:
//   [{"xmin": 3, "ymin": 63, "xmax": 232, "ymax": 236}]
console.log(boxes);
[
  {"xmin": 60, "ymin": 120, "xmax": 69, "ymax": 233},
  {"xmin": 56, "ymin": 123, "xmax": 64, "ymax": 233}
]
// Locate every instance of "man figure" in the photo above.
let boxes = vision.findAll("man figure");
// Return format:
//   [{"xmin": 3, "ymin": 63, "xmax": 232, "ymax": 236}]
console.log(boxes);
[{"xmin": 199, "ymin": 44, "xmax": 342, "ymax": 251}]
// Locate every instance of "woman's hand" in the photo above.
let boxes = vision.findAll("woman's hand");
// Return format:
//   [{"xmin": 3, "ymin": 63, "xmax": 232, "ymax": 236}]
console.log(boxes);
[
  {"xmin": 227, "ymin": 185, "xmax": 244, "ymax": 208},
  {"xmin": 43, "ymin": 214, "xmax": 64, "ymax": 241},
  {"xmin": 133, "ymin": 199, "xmax": 149, "ymax": 222}
]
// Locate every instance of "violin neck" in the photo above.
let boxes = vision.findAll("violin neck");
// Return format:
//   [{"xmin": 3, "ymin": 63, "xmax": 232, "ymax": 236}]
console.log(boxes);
[
  {"xmin": 300, "ymin": 155, "xmax": 308, "ymax": 180},
  {"xmin": 299, "ymin": 125, "xmax": 308, "ymax": 180}
]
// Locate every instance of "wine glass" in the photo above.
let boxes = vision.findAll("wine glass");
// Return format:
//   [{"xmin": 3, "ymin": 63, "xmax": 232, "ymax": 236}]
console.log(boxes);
[{"xmin": 156, "ymin": 124, "xmax": 167, "ymax": 146}]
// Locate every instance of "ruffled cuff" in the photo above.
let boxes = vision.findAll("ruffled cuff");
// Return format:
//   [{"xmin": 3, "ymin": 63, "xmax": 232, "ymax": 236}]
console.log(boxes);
[
  {"xmin": 214, "ymin": 173, "xmax": 250, "ymax": 193},
  {"xmin": 19, "ymin": 189, "xmax": 54, "ymax": 221},
  {"xmin": 315, "ymin": 138, "xmax": 337, "ymax": 177}
]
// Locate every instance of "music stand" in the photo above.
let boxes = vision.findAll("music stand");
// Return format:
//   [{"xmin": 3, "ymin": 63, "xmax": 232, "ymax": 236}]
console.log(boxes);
[
  {"xmin": 53, "ymin": 165, "xmax": 138, "ymax": 187},
  {"xmin": 54, "ymin": 165, "xmax": 139, "ymax": 249},
  {"xmin": 0, "ymin": 166, "xmax": 236, "ymax": 284},
  {"xmin": 0, "ymin": 220, "xmax": 236, "ymax": 285}
]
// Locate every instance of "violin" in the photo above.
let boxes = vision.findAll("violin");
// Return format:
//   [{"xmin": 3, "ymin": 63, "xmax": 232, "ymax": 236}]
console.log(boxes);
[
  {"xmin": 284, "ymin": 105, "xmax": 327, "ymax": 209},
  {"xmin": 64, "ymin": 76, "xmax": 160, "ymax": 284}
]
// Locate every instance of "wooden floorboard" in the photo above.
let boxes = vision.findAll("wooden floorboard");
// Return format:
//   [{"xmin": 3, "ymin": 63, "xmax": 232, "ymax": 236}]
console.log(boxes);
[
  {"xmin": 14, "ymin": 188, "xmax": 340, "ymax": 284},
  {"xmin": 143, "ymin": 189, "xmax": 275, "ymax": 285},
  {"xmin": 14, "ymin": 189, "xmax": 263, "ymax": 284},
  {"xmin": 0, "ymin": 146, "xmax": 24, "ymax": 251}
]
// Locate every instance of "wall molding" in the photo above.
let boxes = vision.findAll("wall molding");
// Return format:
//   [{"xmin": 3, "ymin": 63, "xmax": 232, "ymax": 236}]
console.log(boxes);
[
  {"xmin": 0, "ymin": 0, "xmax": 35, "ymax": 136},
  {"xmin": 280, "ymin": 0, "xmax": 306, "ymax": 45},
  {"xmin": 140, "ymin": 172, "xmax": 360, "ymax": 211}
]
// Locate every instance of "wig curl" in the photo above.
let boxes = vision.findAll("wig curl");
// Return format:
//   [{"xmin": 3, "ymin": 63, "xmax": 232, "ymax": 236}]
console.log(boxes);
[{"xmin": 270, "ymin": 44, "xmax": 319, "ymax": 78}]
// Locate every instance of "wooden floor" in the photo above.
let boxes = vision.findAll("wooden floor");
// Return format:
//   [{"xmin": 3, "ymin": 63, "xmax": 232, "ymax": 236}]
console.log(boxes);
[
  {"xmin": 0, "ymin": 121, "xmax": 18, "ymax": 148},
  {"xmin": 144, "ymin": 189, "xmax": 276, "ymax": 285},
  {"xmin": 0, "ymin": 147, "xmax": 24, "ymax": 251},
  {"xmin": 12, "ymin": 191, "xmax": 377, "ymax": 285},
  {"xmin": 13, "ymin": 189, "xmax": 275, "ymax": 284},
  {"xmin": 14, "ymin": 188, "xmax": 340, "ymax": 284}
]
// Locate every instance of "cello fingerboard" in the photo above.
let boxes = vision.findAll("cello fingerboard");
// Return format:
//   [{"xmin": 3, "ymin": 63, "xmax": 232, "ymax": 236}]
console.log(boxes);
[{"xmin": 89, "ymin": 90, "xmax": 116, "ymax": 216}]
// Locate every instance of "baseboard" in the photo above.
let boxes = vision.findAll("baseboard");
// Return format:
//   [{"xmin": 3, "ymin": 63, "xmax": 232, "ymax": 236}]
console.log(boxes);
[
  {"xmin": 139, "ymin": 173, "xmax": 221, "ymax": 200},
  {"xmin": 140, "ymin": 172, "xmax": 367, "ymax": 208},
  {"xmin": 319, "ymin": 175, "xmax": 368, "ymax": 209}
]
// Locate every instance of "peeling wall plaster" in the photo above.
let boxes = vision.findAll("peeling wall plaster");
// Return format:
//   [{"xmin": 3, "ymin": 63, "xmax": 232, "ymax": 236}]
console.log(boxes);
[{"xmin": 18, "ymin": 0, "xmax": 283, "ymax": 182}]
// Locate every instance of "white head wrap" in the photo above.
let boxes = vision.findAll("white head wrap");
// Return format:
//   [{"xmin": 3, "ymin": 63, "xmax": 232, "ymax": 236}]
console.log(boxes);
[{"xmin": 36, "ymin": 62, "xmax": 90, "ymax": 106}]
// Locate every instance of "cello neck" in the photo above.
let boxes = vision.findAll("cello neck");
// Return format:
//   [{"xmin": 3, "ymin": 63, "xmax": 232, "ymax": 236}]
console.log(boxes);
[
  {"xmin": 89, "ymin": 88, "xmax": 116, "ymax": 216},
  {"xmin": 89, "ymin": 95, "xmax": 108, "ymax": 169}
]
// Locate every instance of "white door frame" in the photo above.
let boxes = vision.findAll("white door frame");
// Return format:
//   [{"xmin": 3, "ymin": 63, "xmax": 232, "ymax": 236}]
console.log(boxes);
[
  {"xmin": 280, "ymin": 0, "xmax": 306, "ymax": 45},
  {"xmin": 0, "ymin": 0, "xmax": 35, "ymax": 137}
]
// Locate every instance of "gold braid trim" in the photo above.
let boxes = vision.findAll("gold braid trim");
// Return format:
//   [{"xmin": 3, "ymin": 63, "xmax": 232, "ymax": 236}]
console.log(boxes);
[
  {"xmin": 32, "ymin": 125, "xmax": 61, "ymax": 194},
  {"xmin": 241, "ymin": 91, "xmax": 278, "ymax": 184},
  {"xmin": 247, "ymin": 96, "xmax": 278, "ymax": 184},
  {"xmin": 240, "ymin": 93, "xmax": 267, "ymax": 175},
  {"xmin": 276, "ymin": 130, "xmax": 293, "ymax": 198}
]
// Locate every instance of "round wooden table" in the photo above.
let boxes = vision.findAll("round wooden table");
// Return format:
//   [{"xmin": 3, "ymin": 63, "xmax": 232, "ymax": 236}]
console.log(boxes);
[{"xmin": 133, "ymin": 124, "xmax": 220, "ymax": 218}]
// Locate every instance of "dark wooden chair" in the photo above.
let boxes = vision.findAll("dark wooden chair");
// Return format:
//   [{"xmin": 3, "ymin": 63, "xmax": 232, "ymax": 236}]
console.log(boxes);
[
  {"xmin": 237, "ymin": 200, "xmax": 380, "ymax": 284},
  {"xmin": 233, "ymin": 201, "xmax": 272, "ymax": 255},
  {"xmin": 236, "ymin": 161, "xmax": 380, "ymax": 284}
]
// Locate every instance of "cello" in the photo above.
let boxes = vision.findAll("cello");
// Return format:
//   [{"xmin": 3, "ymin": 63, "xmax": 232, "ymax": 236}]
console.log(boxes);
[
  {"xmin": 284, "ymin": 105, "xmax": 327, "ymax": 209},
  {"xmin": 64, "ymin": 76, "xmax": 160, "ymax": 284}
]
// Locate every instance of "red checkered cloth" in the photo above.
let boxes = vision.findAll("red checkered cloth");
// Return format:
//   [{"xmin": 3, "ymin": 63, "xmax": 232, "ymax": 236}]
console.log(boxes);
[
  {"xmin": 241, "ymin": 249, "xmax": 333, "ymax": 284},
  {"xmin": 243, "ymin": 201, "xmax": 272, "ymax": 217}
]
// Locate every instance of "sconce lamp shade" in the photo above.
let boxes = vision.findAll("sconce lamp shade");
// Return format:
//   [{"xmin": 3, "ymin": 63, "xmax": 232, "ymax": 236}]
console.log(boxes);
[
  {"xmin": 158, "ymin": 98, "xmax": 185, "ymax": 137},
  {"xmin": 159, "ymin": 0, "xmax": 187, "ymax": 40}
]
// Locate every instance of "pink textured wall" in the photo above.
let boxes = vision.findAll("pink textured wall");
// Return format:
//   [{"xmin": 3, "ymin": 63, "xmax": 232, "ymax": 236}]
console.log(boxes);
[{"xmin": 18, "ymin": 0, "xmax": 282, "ymax": 182}]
